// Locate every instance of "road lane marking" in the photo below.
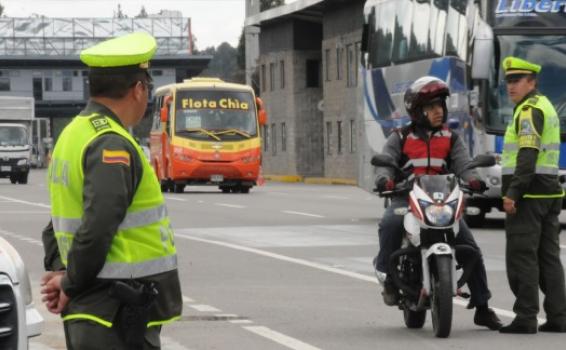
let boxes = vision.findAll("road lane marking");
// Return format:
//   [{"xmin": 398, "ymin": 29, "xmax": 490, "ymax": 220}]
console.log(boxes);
[
  {"xmin": 243, "ymin": 326, "xmax": 321, "ymax": 350},
  {"xmin": 215, "ymin": 203, "xmax": 246, "ymax": 209},
  {"xmin": 165, "ymin": 197, "xmax": 187, "ymax": 202},
  {"xmin": 561, "ymin": 245, "xmax": 566, "ymax": 249},
  {"xmin": 182, "ymin": 296, "xmax": 194, "ymax": 303},
  {"xmin": 321, "ymin": 195, "xmax": 349, "ymax": 200},
  {"xmin": 162, "ymin": 336, "xmax": 193, "ymax": 350},
  {"xmin": 0, "ymin": 228, "xmax": 43, "ymax": 246},
  {"xmin": 0, "ymin": 195, "xmax": 50, "ymax": 208},
  {"xmin": 176, "ymin": 233, "xmax": 546, "ymax": 323},
  {"xmin": 29, "ymin": 343, "xmax": 57, "ymax": 350},
  {"xmin": 189, "ymin": 304, "xmax": 221, "ymax": 312},
  {"xmin": 282, "ymin": 210, "xmax": 324, "ymax": 218},
  {"xmin": 0, "ymin": 211, "xmax": 50, "ymax": 214}
]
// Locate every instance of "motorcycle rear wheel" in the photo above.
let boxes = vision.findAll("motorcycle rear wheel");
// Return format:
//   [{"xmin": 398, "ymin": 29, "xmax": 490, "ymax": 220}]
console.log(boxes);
[
  {"xmin": 403, "ymin": 308, "xmax": 426, "ymax": 329},
  {"xmin": 431, "ymin": 255, "xmax": 453, "ymax": 338}
]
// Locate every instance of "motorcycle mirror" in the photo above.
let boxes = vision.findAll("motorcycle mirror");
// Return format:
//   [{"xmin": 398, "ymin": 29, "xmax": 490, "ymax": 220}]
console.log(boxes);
[{"xmin": 470, "ymin": 154, "xmax": 496, "ymax": 168}]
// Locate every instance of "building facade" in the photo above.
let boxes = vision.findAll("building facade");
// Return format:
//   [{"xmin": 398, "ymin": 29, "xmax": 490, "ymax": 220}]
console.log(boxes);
[{"xmin": 246, "ymin": 0, "xmax": 365, "ymax": 180}]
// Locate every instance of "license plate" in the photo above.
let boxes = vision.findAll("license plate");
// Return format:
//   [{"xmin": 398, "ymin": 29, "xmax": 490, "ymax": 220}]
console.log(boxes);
[
  {"xmin": 0, "ymin": 166, "xmax": 10, "ymax": 172},
  {"xmin": 210, "ymin": 174, "xmax": 224, "ymax": 182}
]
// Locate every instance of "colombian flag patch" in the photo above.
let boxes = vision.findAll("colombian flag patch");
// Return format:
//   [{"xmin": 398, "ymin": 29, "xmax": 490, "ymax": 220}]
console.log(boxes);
[{"xmin": 102, "ymin": 149, "xmax": 130, "ymax": 166}]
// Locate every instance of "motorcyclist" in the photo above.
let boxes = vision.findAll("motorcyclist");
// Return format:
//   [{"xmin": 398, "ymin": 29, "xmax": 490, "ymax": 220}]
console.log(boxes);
[{"xmin": 373, "ymin": 76, "xmax": 502, "ymax": 330}]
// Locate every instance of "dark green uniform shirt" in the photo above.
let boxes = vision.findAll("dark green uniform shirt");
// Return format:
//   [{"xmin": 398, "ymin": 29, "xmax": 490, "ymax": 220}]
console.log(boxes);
[{"xmin": 502, "ymin": 90, "xmax": 562, "ymax": 201}]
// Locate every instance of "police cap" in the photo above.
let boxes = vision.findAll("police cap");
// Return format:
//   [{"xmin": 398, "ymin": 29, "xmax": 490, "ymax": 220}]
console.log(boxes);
[
  {"xmin": 502, "ymin": 56, "xmax": 541, "ymax": 77},
  {"xmin": 80, "ymin": 32, "xmax": 157, "ymax": 76}
]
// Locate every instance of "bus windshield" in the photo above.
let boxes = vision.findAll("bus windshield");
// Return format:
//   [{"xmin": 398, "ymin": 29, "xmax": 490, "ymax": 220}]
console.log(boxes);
[
  {"xmin": 488, "ymin": 35, "xmax": 566, "ymax": 133},
  {"xmin": 174, "ymin": 90, "xmax": 257, "ymax": 141}
]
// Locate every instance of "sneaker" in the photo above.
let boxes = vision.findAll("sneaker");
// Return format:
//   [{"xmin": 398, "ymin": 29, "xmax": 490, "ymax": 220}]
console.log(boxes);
[{"xmin": 474, "ymin": 307, "xmax": 503, "ymax": 330}]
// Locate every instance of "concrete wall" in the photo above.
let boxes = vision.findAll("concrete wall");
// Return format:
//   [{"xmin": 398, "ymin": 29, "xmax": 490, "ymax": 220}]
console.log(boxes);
[{"xmin": 321, "ymin": 1, "xmax": 364, "ymax": 180}]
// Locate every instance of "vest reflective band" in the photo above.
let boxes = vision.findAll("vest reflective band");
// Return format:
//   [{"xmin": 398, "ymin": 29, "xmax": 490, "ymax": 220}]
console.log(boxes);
[
  {"xmin": 49, "ymin": 113, "xmax": 177, "ymax": 279},
  {"xmin": 402, "ymin": 128, "xmax": 451, "ymax": 175},
  {"xmin": 501, "ymin": 94, "xmax": 562, "ymax": 197}
]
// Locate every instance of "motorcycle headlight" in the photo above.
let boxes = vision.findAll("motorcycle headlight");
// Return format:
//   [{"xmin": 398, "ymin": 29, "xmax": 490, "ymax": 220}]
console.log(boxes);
[
  {"xmin": 17, "ymin": 159, "xmax": 28, "ymax": 166},
  {"xmin": 425, "ymin": 204, "xmax": 454, "ymax": 226}
]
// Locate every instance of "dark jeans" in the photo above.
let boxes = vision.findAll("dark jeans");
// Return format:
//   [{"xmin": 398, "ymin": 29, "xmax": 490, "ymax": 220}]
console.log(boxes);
[{"xmin": 374, "ymin": 196, "xmax": 492, "ymax": 307}]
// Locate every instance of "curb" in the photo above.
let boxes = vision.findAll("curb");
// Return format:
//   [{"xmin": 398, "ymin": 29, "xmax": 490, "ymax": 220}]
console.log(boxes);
[{"xmin": 263, "ymin": 175, "xmax": 356, "ymax": 186}]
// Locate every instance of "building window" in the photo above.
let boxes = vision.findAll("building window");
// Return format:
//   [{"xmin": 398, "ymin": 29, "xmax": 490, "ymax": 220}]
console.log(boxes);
[
  {"xmin": 326, "ymin": 121, "xmax": 332, "ymax": 155},
  {"xmin": 325, "ymin": 49, "xmax": 331, "ymax": 81},
  {"xmin": 306, "ymin": 59, "xmax": 320, "ymax": 88},
  {"xmin": 281, "ymin": 122, "xmax": 287, "ymax": 152},
  {"xmin": 336, "ymin": 47, "xmax": 343, "ymax": 80},
  {"xmin": 262, "ymin": 124, "xmax": 269, "ymax": 152},
  {"xmin": 280, "ymin": 60, "xmax": 285, "ymax": 89},
  {"xmin": 269, "ymin": 63, "xmax": 276, "ymax": 91},
  {"xmin": 350, "ymin": 119, "xmax": 356, "ymax": 153},
  {"xmin": 261, "ymin": 64, "xmax": 266, "ymax": 92},
  {"xmin": 346, "ymin": 43, "xmax": 358, "ymax": 87},
  {"xmin": 62, "ymin": 70, "xmax": 73, "ymax": 91},
  {"xmin": 151, "ymin": 70, "xmax": 163, "ymax": 77},
  {"xmin": 271, "ymin": 123, "xmax": 277, "ymax": 155},
  {"xmin": 337, "ymin": 120, "xmax": 343, "ymax": 155},
  {"xmin": 44, "ymin": 77, "xmax": 53, "ymax": 92},
  {"xmin": 0, "ymin": 78, "xmax": 10, "ymax": 91}
]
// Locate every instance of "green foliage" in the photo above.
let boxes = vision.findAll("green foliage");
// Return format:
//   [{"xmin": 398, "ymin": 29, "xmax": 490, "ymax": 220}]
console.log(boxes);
[
  {"xmin": 136, "ymin": 6, "xmax": 148, "ymax": 18},
  {"xmin": 200, "ymin": 42, "xmax": 245, "ymax": 84},
  {"xmin": 260, "ymin": 0, "xmax": 285, "ymax": 11}
]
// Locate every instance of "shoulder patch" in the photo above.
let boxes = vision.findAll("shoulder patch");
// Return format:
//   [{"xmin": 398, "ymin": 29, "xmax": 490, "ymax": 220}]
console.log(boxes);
[
  {"xmin": 102, "ymin": 149, "xmax": 130, "ymax": 166},
  {"xmin": 89, "ymin": 115, "xmax": 111, "ymax": 132}
]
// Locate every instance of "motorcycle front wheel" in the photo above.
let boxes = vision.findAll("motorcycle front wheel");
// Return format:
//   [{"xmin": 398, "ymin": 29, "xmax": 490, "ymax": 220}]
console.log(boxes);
[{"xmin": 430, "ymin": 255, "xmax": 453, "ymax": 338}]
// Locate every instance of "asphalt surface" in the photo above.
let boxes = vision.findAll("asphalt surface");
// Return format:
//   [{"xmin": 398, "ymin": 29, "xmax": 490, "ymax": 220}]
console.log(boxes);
[{"xmin": 1, "ymin": 169, "xmax": 566, "ymax": 349}]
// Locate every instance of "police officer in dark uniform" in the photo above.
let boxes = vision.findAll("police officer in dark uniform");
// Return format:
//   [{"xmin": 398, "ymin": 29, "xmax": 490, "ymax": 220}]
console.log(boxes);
[
  {"xmin": 499, "ymin": 56, "xmax": 566, "ymax": 334},
  {"xmin": 40, "ymin": 32, "xmax": 183, "ymax": 349}
]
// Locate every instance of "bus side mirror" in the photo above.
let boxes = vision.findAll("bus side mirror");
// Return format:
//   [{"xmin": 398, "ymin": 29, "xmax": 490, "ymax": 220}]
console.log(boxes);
[
  {"xmin": 160, "ymin": 96, "xmax": 173, "ymax": 123},
  {"xmin": 471, "ymin": 20, "xmax": 494, "ymax": 80},
  {"xmin": 256, "ymin": 97, "xmax": 268, "ymax": 126}
]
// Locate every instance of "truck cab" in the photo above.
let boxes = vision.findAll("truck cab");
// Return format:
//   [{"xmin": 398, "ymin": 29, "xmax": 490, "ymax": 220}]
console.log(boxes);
[{"xmin": 0, "ymin": 123, "xmax": 31, "ymax": 184}]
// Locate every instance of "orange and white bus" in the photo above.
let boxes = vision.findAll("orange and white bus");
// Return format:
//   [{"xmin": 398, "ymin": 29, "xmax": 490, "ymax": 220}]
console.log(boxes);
[{"xmin": 149, "ymin": 77, "xmax": 267, "ymax": 193}]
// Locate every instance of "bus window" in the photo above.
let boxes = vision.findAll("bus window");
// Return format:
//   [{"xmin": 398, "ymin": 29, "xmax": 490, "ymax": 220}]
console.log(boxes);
[
  {"xmin": 391, "ymin": 0, "xmax": 412, "ymax": 63},
  {"xmin": 409, "ymin": 0, "xmax": 432, "ymax": 59},
  {"xmin": 375, "ymin": 1, "xmax": 395, "ymax": 67},
  {"xmin": 430, "ymin": 0, "xmax": 448, "ymax": 56}
]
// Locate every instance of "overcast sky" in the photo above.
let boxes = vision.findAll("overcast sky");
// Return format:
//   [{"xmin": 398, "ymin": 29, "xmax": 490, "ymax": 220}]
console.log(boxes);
[{"xmin": 1, "ymin": 0, "xmax": 256, "ymax": 50}]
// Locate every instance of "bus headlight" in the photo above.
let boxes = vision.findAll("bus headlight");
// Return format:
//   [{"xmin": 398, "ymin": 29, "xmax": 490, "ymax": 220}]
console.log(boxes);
[
  {"xmin": 17, "ymin": 159, "xmax": 28, "ymax": 166},
  {"xmin": 425, "ymin": 205, "xmax": 453, "ymax": 227}
]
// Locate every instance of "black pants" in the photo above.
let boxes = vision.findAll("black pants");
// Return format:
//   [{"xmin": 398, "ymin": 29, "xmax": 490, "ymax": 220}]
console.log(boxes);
[
  {"xmin": 505, "ymin": 198, "xmax": 566, "ymax": 324},
  {"xmin": 63, "ymin": 319, "xmax": 161, "ymax": 350},
  {"xmin": 375, "ymin": 197, "xmax": 492, "ymax": 307}
]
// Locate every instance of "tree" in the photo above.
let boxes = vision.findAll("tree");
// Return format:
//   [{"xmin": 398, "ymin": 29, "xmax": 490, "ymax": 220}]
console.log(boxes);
[
  {"xmin": 0, "ymin": 3, "xmax": 4, "ymax": 17},
  {"xmin": 200, "ymin": 42, "xmax": 245, "ymax": 84},
  {"xmin": 260, "ymin": 0, "xmax": 285, "ymax": 11},
  {"xmin": 136, "ymin": 6, "xmax": 148, "ymax": 18},
  {"xmin": 114, "ymin": 4, "xmax": 126, "ymax": 19}
]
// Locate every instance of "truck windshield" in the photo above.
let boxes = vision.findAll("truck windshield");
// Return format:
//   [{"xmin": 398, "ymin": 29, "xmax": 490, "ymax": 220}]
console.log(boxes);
[
  {"xmin": 174, "ymin": 90, "xmax": 257, "ymax": 141},
  {"xmin": 487, "ymin": 35, "xmax": 566, "ymax": 134},
  {"xmin": 0, "ymin": 126, "xmax": 28, "ymax": 146}
]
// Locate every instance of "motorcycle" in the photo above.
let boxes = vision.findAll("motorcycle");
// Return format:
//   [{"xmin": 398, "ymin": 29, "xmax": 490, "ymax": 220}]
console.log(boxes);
[{"xmin": 372, "ymin": 153, "xmax": 495, "ymax": 338}]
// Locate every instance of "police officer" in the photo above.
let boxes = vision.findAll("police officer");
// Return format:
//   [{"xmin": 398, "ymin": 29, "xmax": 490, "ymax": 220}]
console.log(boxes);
[
  {"xmin": 40, "ymin": 32, "xmax": 183, "ymax": 349},
  {"xmin": 499, "ymin": 56, "xmax": 566, "ymax": 334}
]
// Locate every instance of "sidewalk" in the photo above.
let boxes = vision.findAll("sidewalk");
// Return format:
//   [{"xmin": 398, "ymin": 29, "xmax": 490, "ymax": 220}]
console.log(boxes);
[{"xmin": 263, "ymin": 174, "xmax": 356, "ymax": 186}]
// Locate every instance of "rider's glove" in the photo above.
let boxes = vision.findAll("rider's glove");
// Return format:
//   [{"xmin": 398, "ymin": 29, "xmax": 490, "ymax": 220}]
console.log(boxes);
[
  {"xmin": 468, "ymin": 178, "xmax": 487, "ymax": 192},
  {"xmin": 376, "ymin": 177, "xmax": 395, "ymax": 192}
]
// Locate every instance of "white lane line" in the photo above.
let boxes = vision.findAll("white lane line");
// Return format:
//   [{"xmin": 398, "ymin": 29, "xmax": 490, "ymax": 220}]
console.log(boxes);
[
  {"xmin": 282, "ymin": 210, "xmax": 325, "ymax": 218},
  {"xmin": 561, "ymin": 244, "xmax": 566, "ymax": 249},
  {"xmin": 215, "ymin": 203, "xmax": 246, "ymax": 209},
  {"xmin": 176, "ymin": 234, "xmax": 375, "ymax": 283},
  {"xmin": 321, "ymin": 195, "xmax": 349, "ymax": 200},
  {"xmin": 182, "ymin": 295, "xmax": 194, "ymax": 303},
  {"xmin": 165, "ymin": 197, "xmax": 187, "ymax": 202},
  {"xmin": 0, "ymin": 211, "xmax": 50, "ymax": 214},
  {"xmin": 0, "ymin": 195, "xmax": 50, "ymax": 208},
  {"xmin": 243, "ymin": 326, "xmax": 321, "ymax": 350},
  {"xmin": 189, "ymin": 304, "xmax": 221, "ymax": 312},
  {"xmin": 215, "ymin": 313, "xmax": 238, "ymax": 318},
  {"xmin": 230, "ymin": 319, "xmax": 254, "ymax": 324},
  {"xmin": 176, "ymin": 233, "xmax": 539, "ymax": 323}
]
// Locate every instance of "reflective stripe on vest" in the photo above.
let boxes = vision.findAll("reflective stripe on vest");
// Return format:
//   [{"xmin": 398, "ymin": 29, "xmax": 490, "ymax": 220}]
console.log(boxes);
[{"xmin": 501, "ymin": 94, "xmax": 562, "ymax": 197}]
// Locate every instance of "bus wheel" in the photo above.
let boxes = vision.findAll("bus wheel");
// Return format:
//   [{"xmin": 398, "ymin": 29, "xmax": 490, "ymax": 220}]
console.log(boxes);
[
  {"xmin": 9, "ymin": 176, "xmax": 17, "ymax": 184},
  {"xmin": 240, "ymin": 186, "xmax": 250, "ymax": 194},
  {"xmin": 174, "ymin": 184, "xmax": 185, "ymax": 193},
  {"xmin": 220, "ymin": 186, "xmax": 230, "ymax": 193}
]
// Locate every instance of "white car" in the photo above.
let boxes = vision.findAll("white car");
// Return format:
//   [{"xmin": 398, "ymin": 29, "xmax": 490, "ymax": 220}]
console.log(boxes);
[{"xmin": 0, "ymin": 236, "xmax": 43, "ymax": 349}]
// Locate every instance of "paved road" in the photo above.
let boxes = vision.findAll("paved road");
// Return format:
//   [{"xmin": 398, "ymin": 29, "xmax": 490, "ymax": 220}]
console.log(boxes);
[{"xmin": 1, "ymin": 169, "xmax": 565, "ymax": 349}]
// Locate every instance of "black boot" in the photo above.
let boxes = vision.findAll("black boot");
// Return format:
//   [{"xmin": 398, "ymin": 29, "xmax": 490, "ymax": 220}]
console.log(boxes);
[
  {"xmin": 474, "ymin": 306, "xmax": 502, "ymax": 330},
  {"xmin": 381, "ymin": 277, "xmax": 399, "ymax": 306},
  {"xmin": 538, "ymin": 321, "xmax": 566, "ymax": 333},
  {"xmin": 499, "ymin": 319, "xmax": 537, "ymax": 334}
]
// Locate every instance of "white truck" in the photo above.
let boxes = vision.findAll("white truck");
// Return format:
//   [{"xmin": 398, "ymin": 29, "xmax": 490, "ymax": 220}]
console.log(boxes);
[
  {"xmin": 0, "ymin": 97, "xmax": 35, "ymax": 184},
  {"xmin": 0, "ymin": 236, "xmax": 43, "ymax": 349}
]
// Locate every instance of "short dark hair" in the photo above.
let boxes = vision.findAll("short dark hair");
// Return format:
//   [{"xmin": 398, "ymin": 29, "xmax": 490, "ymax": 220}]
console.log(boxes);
[{"xmin": 88, "ymin": 71, "xmax": 149, "ymax": 99}]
